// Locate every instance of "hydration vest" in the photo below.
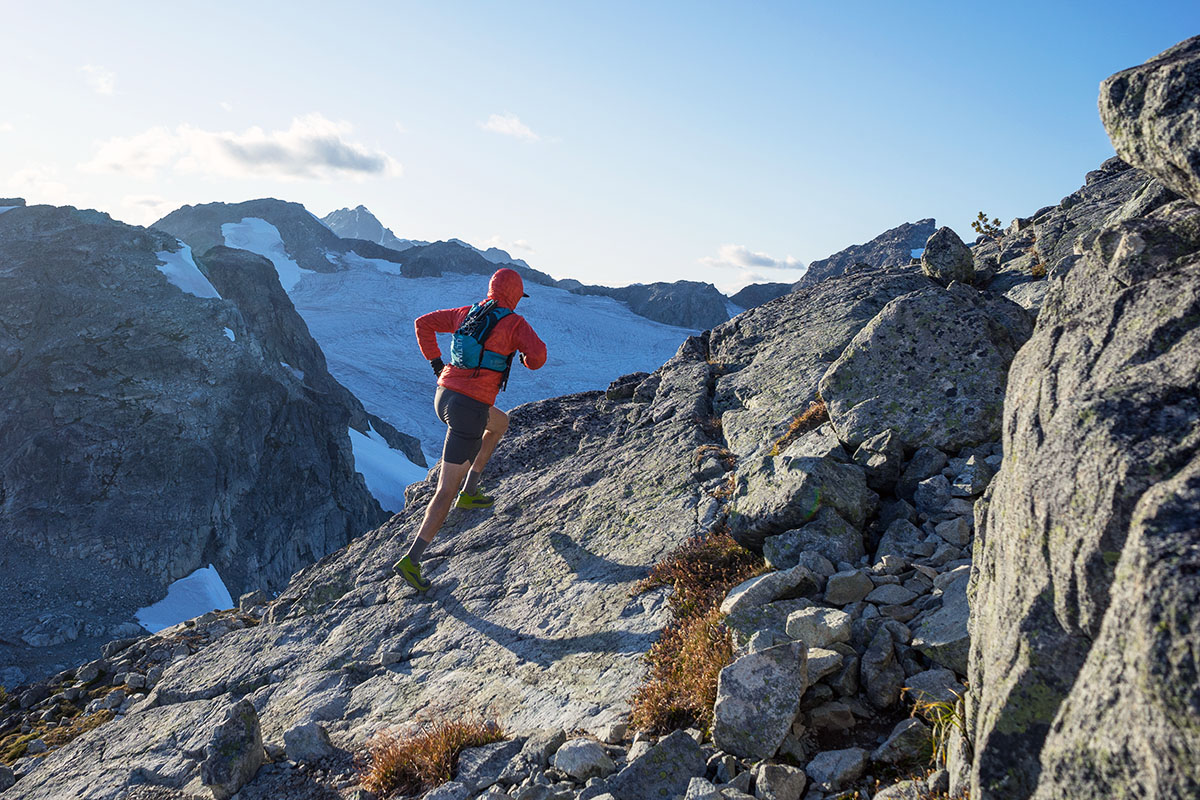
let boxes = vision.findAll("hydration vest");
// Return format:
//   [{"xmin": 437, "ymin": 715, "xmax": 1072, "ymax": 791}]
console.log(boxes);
[{"xmin": 450, "ymin": 300, "xmax": 516, "ymax": 390}]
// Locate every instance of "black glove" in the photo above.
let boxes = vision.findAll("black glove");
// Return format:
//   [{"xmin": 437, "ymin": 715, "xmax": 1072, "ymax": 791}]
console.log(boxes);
[
  {"xmin": 431, "ymin": 357, "xmax": 445, "ymax": 378},
  {"xmin": 519, "ymin": 353, "xmax": 527, "ymax": 367}
]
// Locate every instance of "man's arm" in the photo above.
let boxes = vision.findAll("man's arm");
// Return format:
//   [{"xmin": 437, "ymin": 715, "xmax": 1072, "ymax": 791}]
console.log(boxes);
[
  {"xmin": 515, "ymin": 318, "xmax": 547, "ymax": 369},
  {"xmin": 414, "ymin": 307, "xmax": 469, "ymax": 361}
]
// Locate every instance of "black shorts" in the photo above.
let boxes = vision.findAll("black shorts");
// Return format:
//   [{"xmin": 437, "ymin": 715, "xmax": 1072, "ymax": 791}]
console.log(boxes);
[{"xmin": 435, "ymin": 386, "xmax": 490, "ymax": 465}]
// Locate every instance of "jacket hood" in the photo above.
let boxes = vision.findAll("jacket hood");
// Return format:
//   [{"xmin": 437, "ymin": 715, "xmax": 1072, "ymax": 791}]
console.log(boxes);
[{"xmin": 487, "ymin": 267, "xmax": 526, "ymax": 309}]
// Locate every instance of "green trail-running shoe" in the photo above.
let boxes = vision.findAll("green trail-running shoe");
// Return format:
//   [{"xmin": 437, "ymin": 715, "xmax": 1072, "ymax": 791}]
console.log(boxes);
[
  {"xmin": 393, "ymin": 555, "xmax": 431, "ymax": 592},
  {"xmin": 455, "ymin": 488, "xmax": 495, "ymax": 509}
]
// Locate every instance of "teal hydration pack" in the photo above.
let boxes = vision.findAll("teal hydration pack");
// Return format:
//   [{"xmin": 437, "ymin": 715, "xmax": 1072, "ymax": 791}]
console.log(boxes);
[{"xmin": 450, "ymin": 300, "xmax": 516, "ymax": 390}]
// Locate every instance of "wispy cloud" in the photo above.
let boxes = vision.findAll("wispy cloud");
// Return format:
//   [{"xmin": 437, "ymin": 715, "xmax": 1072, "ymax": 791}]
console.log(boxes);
[
  {"xmin": 82, "ymin": 65, "xmax": 116, "ymax": 95},
  {"xmin": 0, "ymin": 122, "xmax": 13, "ymax": 133},
  {"xmin": 220, "ymin": 101, "xmax": 234, "ymax": 112},
  {"xmin": 394, "ymin": 121, "xmax": 408, "ymax": 134},
  {"xmin": 9, "ymin": 163, "xmax": 70, "ymax": 203},
  {"xmin": 482, "ymin": 235, "xmax": 535, "ymax": 255},
  {"xmin": 479, "ymin": 112, "xmax": 540, "ymax": 142},
  {"xmin": 700, "ymin": 244, "xmax": 804, "ymax": 271},
  {"xmin": 81, "ymin": 114, "xmax": 401, "ymax": 181},
  {"xmin": 118, "ymin": 194, "xmax": 176, "ymax": 226}
]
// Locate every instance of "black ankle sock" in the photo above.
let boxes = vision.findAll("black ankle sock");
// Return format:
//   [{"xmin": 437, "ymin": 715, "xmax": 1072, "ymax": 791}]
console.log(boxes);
[
  {"xmin": 406, "ymin": 536, "xmax": 430, "ymax": 563},
  {"xmin": 464, "ymin": 470, "xmax": 483, "ymax": 495}
]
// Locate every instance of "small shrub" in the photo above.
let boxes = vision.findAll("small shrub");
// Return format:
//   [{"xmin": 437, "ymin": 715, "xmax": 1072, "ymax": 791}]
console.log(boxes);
[
  {"xmin": 630, "ymin": 531, "xmax": 766, "ymax": 735},
  {"xmin": 1031, "ymin": 260, "xmax": 1047, "ymax": 278},
  {"xmin": 630, "ymin": 605, "xmax": 733, "ymax": 734},
  {"xmin": 971, "ymin": 211, "xmax": 1003, "ymax": 239},
  {"xmin": 359, "ymin": 718, "xmax": 504, "ymax": 797},
  {"xmin": 633, "ymin": 531, "xmax": 766, "ymax": 618},
  {"xmin": 769, "ymin": 400, "xmax": 829, "ymax": 456}
]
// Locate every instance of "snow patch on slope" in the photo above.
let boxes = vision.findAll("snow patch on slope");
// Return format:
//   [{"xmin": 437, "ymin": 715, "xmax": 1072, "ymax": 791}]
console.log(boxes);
[
  {"xmin": 224, "ymin": 327, "xmax": 236, "ymax": 342},
  {"xmin": 349, "ymin": 425, "xmax": 428, "ymax": 512},
  {"xmin": 339, "ymin": 250, "xmax": 403, "ymax": 275},
  {"xmin": 222, "ymin": 217, "xmax": 313, "ymax": 291},
  {"xmin": 289, "ymin": 268, "xmax": 697, "ymax": 461},
  {"xmin": 155, "ymin": 243, "xmax": 221, "ymax": 299},
  {"xmin": 135, "ymin": 565, "xmax": 235, "ymax": 633},
  {"xmin": 0, "ymin": 206, "xmax": 18, "ymax": 215}
]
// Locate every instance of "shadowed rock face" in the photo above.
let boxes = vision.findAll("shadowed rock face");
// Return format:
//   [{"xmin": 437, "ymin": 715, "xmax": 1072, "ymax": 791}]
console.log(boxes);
[
  {"xmin": 0, "ymin": 205, "xmax": 387, "ymax": 682},
  {"xmin": 968, "ymin": 53, "xmax": 1200, "ymax": 796},
  {"xmin": 197, "ymin": 245, "xmax": 424, "ymax": 466},
  {"xmin": 571, "ymin": 280, "xmax": 732, "ymax": 330}
]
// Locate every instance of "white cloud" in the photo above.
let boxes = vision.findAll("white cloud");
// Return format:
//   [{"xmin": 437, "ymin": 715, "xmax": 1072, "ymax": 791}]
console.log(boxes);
[
  {"xmin": 9, "ymin": 163, "xmax": 70, "ymax": 204},
  {"xmin": 220, "ymin": 101, "xmax": 234, "ymax": 112},
  {"xmin": 482, "ymin": 235, "xmax": 535, "ymax": 255},
  {"xmin": 119, "ymin": 194, "xmax": 176, "ymax": 225},
  {"xmin": 81, "ymin": 114, "xmax": 401, "ymax": 181},
  {"xmin": 82, "ymin": 65, "xmax": 116, "ymax": 95},
  {"xmin": 700, "ymin": 243, "xmax": 805, "ymax": 271},
  {"xmin": 479, "ymin": 112, "xmax": 540, "ymax": 142},
  {"xmin": 0, "ymin": 122, "xmax": 13, "ymax": 133},
  {"xmin": 394, "ymin": 121, "xmax": 408, "ymax": 134}
]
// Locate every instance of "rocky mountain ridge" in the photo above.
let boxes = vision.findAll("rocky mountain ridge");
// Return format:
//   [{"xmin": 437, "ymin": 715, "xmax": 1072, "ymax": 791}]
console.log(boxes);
[
  {"xmin": 2, "ymin": 35, "xmax": 1199, "ymax": 800},
  {"xmin": 0, "ymin": 205, "xmax": 404, "ymax": 686}
]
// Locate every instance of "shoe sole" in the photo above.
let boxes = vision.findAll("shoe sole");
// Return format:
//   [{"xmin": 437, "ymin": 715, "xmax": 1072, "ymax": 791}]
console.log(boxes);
[{"xmin": 455, "ymin": 499, "xmax": 495, "ymax": 509}]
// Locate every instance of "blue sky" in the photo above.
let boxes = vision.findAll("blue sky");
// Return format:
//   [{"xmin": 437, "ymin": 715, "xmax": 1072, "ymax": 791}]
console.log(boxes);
[{"xmin": 1, "ymin": 2, "xmax": 1196, "ymax": 291}]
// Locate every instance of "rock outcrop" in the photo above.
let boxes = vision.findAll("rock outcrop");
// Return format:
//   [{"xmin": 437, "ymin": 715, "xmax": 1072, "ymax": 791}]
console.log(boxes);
[
  {"xmin": 568, "ymin": 280, "xmax": 733, "ymax": 330},
  {"xmin": 967, "ymin": 38, "xmax": 1200, "ymax": 800},
  {"xmin": 795, "ymin": 218, "xmax": 937, "ymax": 288},
  {"xmin": 0, "ymin": 205, "xmax": 387, "ymax": 682},
  {"xmin": 320, "ymin": 204, "xmax": 426, "ymax": 252}
]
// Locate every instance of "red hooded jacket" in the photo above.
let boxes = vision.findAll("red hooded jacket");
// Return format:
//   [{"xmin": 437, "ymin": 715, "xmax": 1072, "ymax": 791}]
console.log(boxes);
[{"xmin": 414, "ymin": 268, "xmax": 547, "ymax": 406}]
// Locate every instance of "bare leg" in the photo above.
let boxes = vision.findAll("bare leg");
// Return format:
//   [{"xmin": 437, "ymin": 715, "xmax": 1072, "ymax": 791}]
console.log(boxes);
[
  {"xmin": 412, "ymin": 459, "xmax": 472, "ymax": 546},
  {"xmin": 467, "ymin": 406, "xmax": 509, "ymax": 483}
]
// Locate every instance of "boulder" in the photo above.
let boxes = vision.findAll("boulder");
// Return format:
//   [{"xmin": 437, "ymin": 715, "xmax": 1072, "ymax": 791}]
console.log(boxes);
[
  {"xmin": 200, "ymin": 699, "xmax": 264, "ymax": 800},
  {"xmin": 912, "ymin": 573, "xmax": 970, "ymax": 675},
  {"xmin": 871, "ymin": 718, "xmax": 931, "ymax": 765},
  {"xmin": 763, "ymin": 508, "xmax": 866, "ymax": 569},
  {"xmin": 606, "ymin": 729, "xmax": 706, "ymax": 800},
  {"xmin": 872, "ymin": 780, "xmax": 924, "ymax": 800},
  {"xmin": 784, "ymin": 607, "xmax": 851, "ymax": 649},
  {"xmin": 1099, "ymin": 36, "xmax": 1200, "ymax": 204},
  {"xmin": 685, "ymin": 777, "xmax": 722, "ymax": 800},
  {"xmin": 805, "ymin": 747, "xmax": 869, "ymax": 792},
  {"xmin": 719, "ymin": 566, "xmax": 820, "ymax": 617},
  {"xmin": 819, "ymin": 284, "xmax": 1032, "ymax": 451},
  {"xmin": 920, "ymin": 227, "xmax": 975, "ymax": 284},
  {"xmin": 425, "ymin": 782, "xmax": 471, "ymax": 800},
  {"xmin": 553, "ymin": 738, "xmax": 616, "ymax": 782},
  {"xmin": 860, "ymin": 628, "xmax": 904, "ymax": 709},
  {"xmin": 282, "ymin": 721, "xmax": 333, "ymax": 762},
  {"xmin": 725, "ymin": 598, "xmax": 814, "ymax": 648},
  {"xmin": 852, "ymin": 429, "xmax": 905, "ymax": 492},
  {"xmin": 933, "ymin": 517, "xmax": 971, "ymax": 546},
  {"xmin": 895, "ymin": 447, "xmax": 948, "ymax": 500},
  {"xmin": 968, "ymin": 186, "xmax": 1200, "ymax": 794},
  {"xmin": 903, "ymin": 667, "xmax": 962, "ymax": 705},
  {"xmin": 780, "ymin": 423, "xmax": 849, "ymax": 462},
  {"xmin": 712, "ymin": 642, "xmax": 808, "ymax": 760},
  {"xmin": 753, "ymin": 763, "xmax": 806, "ymax": 800},
  {"xmin": 729, "ymin": 456, "xmax": 873, "ymax": 552},
  {"xmin": 874, "ymin": 519, "xmax": 926, "ymax": 562},
  {"xmin": 823, "ymin": 570, "xmax": 875, "ymax": 606}
]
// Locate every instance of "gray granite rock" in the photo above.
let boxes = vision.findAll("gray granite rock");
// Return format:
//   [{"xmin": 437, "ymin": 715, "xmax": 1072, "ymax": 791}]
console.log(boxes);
[
  {"xmin": 784, "ymin": 607, "xmax": 851, "ymax": 649},
  {"xmin": 1100, "ymin": 36, "xmax": 1200, "ymax": 204},
  {"xmin": 553, "ymin": 738, "xmax": 615, "ymax": 782},
  {"xmin": 720, "ymin": 566, "xmax": 820, "ymax": 617},
  {"xmin": 823, "ymin": 570, "xmax": 874, "ymax": 606},
  {"xmin": 913, "ymin": 573, "xmax": 970, "ymax": 675},
  {"xmin": 871, "ymin": 718, "xmax": 931, "ymax": 765},
  {"xmin": 282, "ymin": 721, "xmax": 333, "ymax": 762},
  {"xmin": 607, "ymin": 730, "xmax": 706, "ymax": 800},
  {"xmin": 729, "ymin": 455, "xmax": 874, "ymax": 553},
  {"xmin": 200, "ymin": 699, "xmax": 264, "ymax": 800},
  {"xmin": 804, "ymin": 747, "xmax": 869, "ymax": 792},
  {"xmin": 921, "ymin": 227, "xmax": 975, "ymax": 284},
  {"xmin": 763, "ymin": 508, "xmax": 866, "ymax": 569},
  {"xmin": 821, "ymin": 283, "xmax": 1031, "ymax": 452},
  {"xmin": 753, "ymin": 763, "xmax": 806, "ymax": 800},
  {"xmin": 852, "ymin": 429, "xmax": 905, "ymax": 492},
  {"xmin": 860, "ymin": 628, "xmax": 904, "ymax": 709},
  {"xmin": 712, "ymin": 642, "xmax": 808, "ymax": 760}
]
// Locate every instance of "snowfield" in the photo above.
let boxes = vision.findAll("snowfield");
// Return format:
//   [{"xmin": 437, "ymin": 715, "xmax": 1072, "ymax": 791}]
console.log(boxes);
[
  {"xmin": 135, "ymin": 565, "xmax": 234, "ymax": 633},
  {"xmin": 221, "ymin": 218, "xmax": 312, "ymax": 291},
  {"xmin": 348, "ymin": 425, "xmax": 431, "ymax": 512},
  {"xmin": 288, "ymin": 268, "xmax": 698, "ymax": 461},
  {"xmin": 222, "ymin": 218, "xmax": 698, "ymax": 466},
  {"xmin": 155, "ymin": 244, "xmax": 220, "ymax": 299}
]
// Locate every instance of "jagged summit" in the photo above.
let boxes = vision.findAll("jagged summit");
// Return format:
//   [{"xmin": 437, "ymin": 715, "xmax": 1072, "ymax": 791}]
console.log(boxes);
[{"xmin": 321, "ymin": 204, "xmax": 426, "ymax": 252}]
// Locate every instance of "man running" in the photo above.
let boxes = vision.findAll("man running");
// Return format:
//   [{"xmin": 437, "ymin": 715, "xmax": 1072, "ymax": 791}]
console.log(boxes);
[{"xmin": 393, "ymin": 267, "xmax": 547, "ymax": 591}]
